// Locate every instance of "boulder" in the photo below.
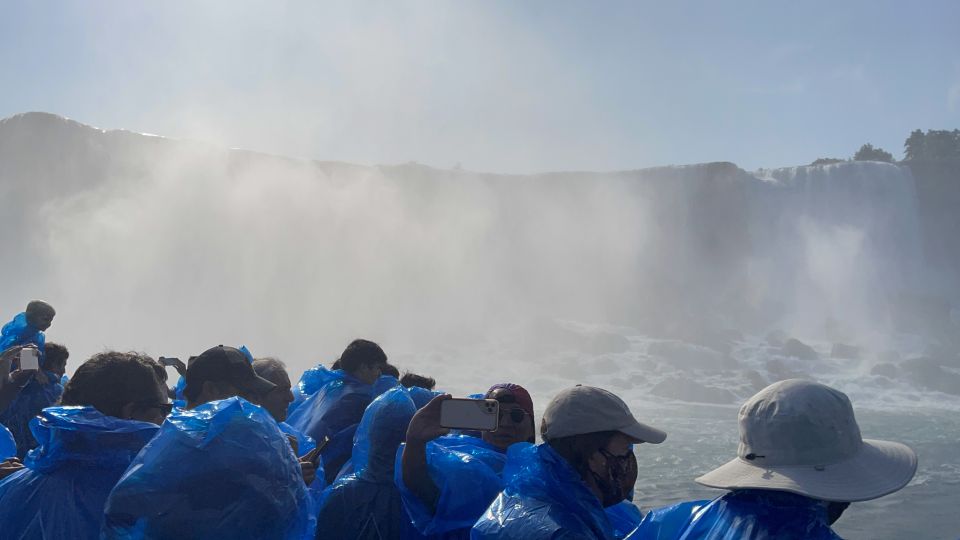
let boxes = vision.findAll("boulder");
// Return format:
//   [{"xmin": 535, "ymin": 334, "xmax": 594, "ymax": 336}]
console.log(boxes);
[
  {"xmin": 830, "ymin": 343, "xmax": 860, "ymax": 360},
  {"xmin": 742, "ymin": 369, "xmax": 769, "ymax": 392},
  {"xmin": 781, "ymin": 338, "xmax": 819, "ymax": 361},
  {"xmin": 876, "ymin": 350, "xmax": 901, "ymax": 364},
  {"xmin": 765, "ymin": 359, "xmax": 807, "ymax": 382},
  {"xmin": 650, "ymin": 377, "xmax": 737, "ymax": 404},
  {"xmin": 765, "ymin": 329, "xmax": 788, "ymax": 346},
  {"xmin": 870, "ymin": 363, "xmax": 898, "ymax": 379},
  {"xmin": 585, "ymin": 332, "xmax": 632, "ymax": 355},
  {"xmin": 901, "ymin": 357, "xmax": 960, "ymax": 395},
  {"xmin": 591, "ymin": 356, "xmax": 620, "ymax": 375},
  {"xmin": 647, "ymin": 341, "xmax": 738, "ymax": 371}
]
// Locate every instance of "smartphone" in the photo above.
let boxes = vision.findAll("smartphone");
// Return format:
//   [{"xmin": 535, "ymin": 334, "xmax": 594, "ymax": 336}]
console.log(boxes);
[
  {"xmin": 19, "ymin": 348, "xmax": 39, "ymax": 371},
  {"xmin": 440, "ymin": 398, "xmax": 499, "ymax": 432},
  {"xmin": 158, "ymin": 357, "xmax": 180, "ymax": 367}
]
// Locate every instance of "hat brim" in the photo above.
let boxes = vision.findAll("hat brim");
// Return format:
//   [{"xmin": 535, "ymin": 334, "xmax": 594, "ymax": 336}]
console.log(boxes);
[
  {"xmin": 236, "ymin": 374, "xmax": 278, "ymax": 397},
  {"xmin": 619, "ymin": 419, "xmax": 667, "ymax": 445},
  {"xmin": 695, "ymin": 439, "xmax": 917, "ymax": 502}
]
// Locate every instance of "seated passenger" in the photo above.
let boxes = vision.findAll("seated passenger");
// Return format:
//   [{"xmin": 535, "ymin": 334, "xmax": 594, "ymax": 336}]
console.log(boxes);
[
  {"xmin": 400, "ymin": 372, "xmax": 436, "ymax": 390},
  {"xmin": 472, "ymin": 385, "xmax": 666, "ymax": 540},
  {"xmin": 0, "ymin": 343, "xmax": 66, "ymax": 457},
  {"xmin": 102, "ymin": 396, "xmax": 312, "ymax": 539},
  {"xmin": 398, "ymin": 383, "xmax": 535, "ymax": 539},
  {"xmin": 288, "ymin": 339, "xmax": 389, "ymax": 484},
  {"xmin": 633, "ymin": 379, "xmax": 917, "ymax": 540},
  {"xmin": 316, "ymin": 386, "xmax": 418, "ymax": 539},
  {"xmin": 0, "ymin": 300, "xmax": 55, "ymax": 353},
  {"xmin": 0, "ymin": 352, "xmax": 168, "ymax": 539},
  {"xmin": 183, "ymin": 345, "xmax": 277, "ymax": 409}
]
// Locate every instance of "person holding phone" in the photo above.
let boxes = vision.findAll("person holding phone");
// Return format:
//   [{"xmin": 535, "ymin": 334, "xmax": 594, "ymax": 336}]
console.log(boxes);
[
  {"xmin": 0, "ymin": 351, "xmax": 169, "ymax": 539},
  {"xmin": 472, "ymin": 385, "xmax": 667, "ymax": 540},
  {"xmin": 398, "ymin": 382, "xmax": 536, "ymax": 538},
  {"xmin": 0, "ymin": 343, "xmax": 65, "ymax": 457}
]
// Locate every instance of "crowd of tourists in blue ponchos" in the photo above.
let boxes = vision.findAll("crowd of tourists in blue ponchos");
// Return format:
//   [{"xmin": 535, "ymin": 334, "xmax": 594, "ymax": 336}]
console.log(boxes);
[{"xmin": 0, "ymin": 300, "xmax": 919, "ymax": 539}]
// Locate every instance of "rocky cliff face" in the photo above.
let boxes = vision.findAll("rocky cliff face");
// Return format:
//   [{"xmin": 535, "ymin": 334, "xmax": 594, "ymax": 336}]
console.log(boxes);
[{"xmin": 0, "ymin": 112, "xmax": 956, "ymax": 360}]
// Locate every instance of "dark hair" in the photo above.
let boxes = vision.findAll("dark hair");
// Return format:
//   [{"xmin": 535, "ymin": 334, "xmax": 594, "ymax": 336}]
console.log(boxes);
[
  {"xmin": 338, "ymin": 339, "xmax": 387, "ymax": 374},
  {"xmin": 330, "ymin": 359, "xmax": 341, "ymax": 370},
  {"xmin": 26, "ymin": 300, "xmax": 55, "ymax": 316},
  {"xmin": 61, "ymin": 351, "xmax": 164, "ymax": 418},
  {"xmin": 381, "ymin": 363, "xmax": 400, "ymax": 379},
  {"xmin": 546, "ymin": 430, "xmax": 618, "ymax": 477},
  {"xmin": 400, "ymin": 372, "xmax": 436, "ymax": 390},
  {"xmin": 252, "ymin": 357, "xmax": 289, "ymax": 385},
  {"xmin": 44, "ymin": 342, "xmax": 69, "ymax": 368}
]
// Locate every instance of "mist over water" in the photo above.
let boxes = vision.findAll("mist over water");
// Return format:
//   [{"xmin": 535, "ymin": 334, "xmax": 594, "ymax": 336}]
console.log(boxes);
[{"xmin": 2, "ymin": 112, "xmax": 959, "ymax": 538}]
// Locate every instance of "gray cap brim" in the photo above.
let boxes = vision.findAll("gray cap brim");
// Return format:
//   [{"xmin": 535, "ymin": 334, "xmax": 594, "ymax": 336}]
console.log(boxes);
[{"xmin": 619, "ymin": 419, "xmax": 667, "ymax": 444}]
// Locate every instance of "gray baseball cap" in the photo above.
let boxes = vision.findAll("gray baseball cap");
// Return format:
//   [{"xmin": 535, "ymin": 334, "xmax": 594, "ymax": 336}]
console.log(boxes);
[{"xmin": 541, "ymin": 385, "xmax": 667, "ymax": 444}]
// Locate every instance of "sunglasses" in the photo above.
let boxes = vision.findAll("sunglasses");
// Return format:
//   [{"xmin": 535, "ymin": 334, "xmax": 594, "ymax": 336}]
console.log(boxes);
[{"xmin": 498, "ymin": 408, "xmax": 529, "ymax": 424}]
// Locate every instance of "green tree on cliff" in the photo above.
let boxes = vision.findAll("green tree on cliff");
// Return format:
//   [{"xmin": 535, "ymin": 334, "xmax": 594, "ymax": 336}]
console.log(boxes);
[
  {"xmin": 853, "ymin": 143, "xmax": 895, "ymax": 163},
  {"xmin": 904, "ymin": 129, "xmax": 960, "ymax": 160}
]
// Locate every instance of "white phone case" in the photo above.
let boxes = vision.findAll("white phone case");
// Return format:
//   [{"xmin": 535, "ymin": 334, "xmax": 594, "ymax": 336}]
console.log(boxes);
[
  {"xmin": 440, "ymin": 398, "xmax": 500, "ymax": 431},
  {"xmin": 19, "ymin": 348, "xmax": 40, "ymax": 371}
]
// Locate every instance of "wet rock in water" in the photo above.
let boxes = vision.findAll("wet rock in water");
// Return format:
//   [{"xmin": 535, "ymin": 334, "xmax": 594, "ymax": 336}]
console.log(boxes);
[
  {"xmin": 650, "ymin": 377, "xmax": 736, "ymax": 404},
  {"xmin": 781, "ymin": 338, "xmax": 819, "ymax": 361},
  {"xmin": 742, "ymin": 369, "xmax": 769, "ymax": 392},
  {"xmin": 524, "ymin": 319, "xmax": 631, "ymax": 356},
  {"xmin": 592, "ymin": 356, "xmax": 619, "ymax": 374},
  {"xmin": 831, "ymin": 343, "xmax": 860, "ymax": 360},
  {"xmin": 765, "ymin": 359, "xmax": 808, "ymax": 382},
  {"xmin": 585, "ymin": 332, "xmax": 631, "ymax": 355},
  {"xmin": 870, "ymin": 363, "xmax": 899, "ymax": 378},
  {"xmin": 765, "ymin": 329, "xmax": 788, "ymax": 347},
  {"xmin": 876, "ymin": 350, "xmax": 901, "ymax": 364},
  {"xmin": 554, "ymin": 359, "xmax": 586, "ymax": 380},
  {"xmin": 900, "ymin": 357, "xmax": 960, "ymax": 395},
  {"xmin": 647, "ymin": 341, "xmax": 738, "ymax": 371}
]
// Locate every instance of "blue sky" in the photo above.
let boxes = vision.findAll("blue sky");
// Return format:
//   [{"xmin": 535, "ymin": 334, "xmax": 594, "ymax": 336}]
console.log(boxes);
[{"xmin": 1, "ymin": 1, "xmax": 957, "ymax": 173}]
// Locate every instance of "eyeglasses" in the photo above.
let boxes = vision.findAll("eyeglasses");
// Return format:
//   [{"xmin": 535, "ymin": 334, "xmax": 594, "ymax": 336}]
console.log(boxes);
[
  {"xmin": 499, "ymin": 408, "xmax": 528, "ymax": 424},
  {"xmin": 135, "ymin": 401, "xmax": 174, "ymax": 417},
  {"xmin": 599, "ymin": 448, "xmax": 635, "ymax": 476}
]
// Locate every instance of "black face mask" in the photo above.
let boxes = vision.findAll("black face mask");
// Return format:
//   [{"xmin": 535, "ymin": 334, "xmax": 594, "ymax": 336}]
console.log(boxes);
[{"xmin": 590, "ymin": 449, "xmax": 634, "ymax": 507}]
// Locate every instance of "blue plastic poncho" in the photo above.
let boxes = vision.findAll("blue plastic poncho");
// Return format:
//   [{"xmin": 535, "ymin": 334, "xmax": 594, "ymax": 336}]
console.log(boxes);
[
  {"xmin": 287, "ymin": 369, "xmax": 374, "ymax": 483},
  {"xmin": 625, "ymin": 501, "xmax": 704, "ymax": 540},
  {"xmin": 102, "ymin": 397, "xmax": 311, "ymax": 540},
  {"xmin": 0, "ymin": 424, "xmax": 15, "ymax": 459},
  {"xmin": 279, "ymin": 421, "xmax": 317, "ymax": 455},
  {"xmin": 316, "ymin": 386, "xmax": 418, "ymax": 540},
  {"xmin": 606, "ymin": 501, "xmax": 644, "ymax": 540},
  {"xmin": 407, "ymin": 386, "xmax": 443, "ymax": 409},
  {"xmin": 0, "ymin": 312, "xmax": 45, "ymax": 357},
  {"xmin": 631, "ymin": 490, "xmax": 843, "ymax": 540},
  {"xmin": 373, "ymin": 374, "xmax": 401, "ymax": 396},
  {"xmin": 471, "ymin": 443, "xmax": 615, "ymax": 540},
  {"xmin": 0, "ymin": 406, "xmax": 159, "ymax": 540},
  {"xmin": 0, "ymin": 372, "xmax": 64, "ymax": 457},
  {"xmin": 173, "ymin": 375, "xmax": 186, "ymax": 401},
  {"xmin": 396, "ymin": 434, "xmax": 512, "ymax": 539},
  {"xmin": 288, "ymin": 364, "xmax": 342, "ymax": 418}
]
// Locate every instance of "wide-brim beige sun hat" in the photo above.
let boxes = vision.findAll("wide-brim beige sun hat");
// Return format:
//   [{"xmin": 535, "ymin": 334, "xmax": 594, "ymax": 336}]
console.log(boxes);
[{"xmin": 695, "ymin": 379, "xmax": 917, "ymax": 502}]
